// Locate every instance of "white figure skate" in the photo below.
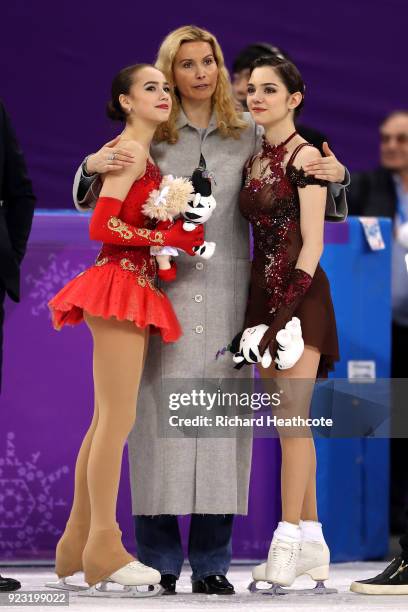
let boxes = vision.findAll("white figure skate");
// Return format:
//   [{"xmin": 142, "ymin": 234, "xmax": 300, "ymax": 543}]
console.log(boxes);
[
  {"xmin": 77, "ymin": 561, "xmax": 162, "ymax": 598},
  {"xmin": 249, "ymin": 539, "xmax": 337, "ymax": 596}
]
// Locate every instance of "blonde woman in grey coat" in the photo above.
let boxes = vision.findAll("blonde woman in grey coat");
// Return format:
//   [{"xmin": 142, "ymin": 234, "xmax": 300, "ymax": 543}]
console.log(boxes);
[{"xmin": 73, "ymin": 25, "xmax": 348, "ymax": 595}]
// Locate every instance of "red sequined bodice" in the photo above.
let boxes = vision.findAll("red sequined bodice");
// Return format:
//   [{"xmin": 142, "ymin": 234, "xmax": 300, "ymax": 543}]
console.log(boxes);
[{"xmin": 239, "ymin": 133, "xmax": 327, "ymax": 315}]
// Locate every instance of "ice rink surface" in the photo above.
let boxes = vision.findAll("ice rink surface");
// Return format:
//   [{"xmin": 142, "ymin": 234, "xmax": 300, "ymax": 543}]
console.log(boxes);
[{"xmin": 1, "ymin": 563, "xmax": 408, "ymax": 611}]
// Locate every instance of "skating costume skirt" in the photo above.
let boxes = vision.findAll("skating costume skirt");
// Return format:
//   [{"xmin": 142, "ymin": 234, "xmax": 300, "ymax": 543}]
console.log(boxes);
[
  {"xmin": 244, "ymin": 263, "xmax": 339, "ymax": 379},
  {"xmin": 48, "ymin": 244, "xmax": 182, "ymax": 342}
]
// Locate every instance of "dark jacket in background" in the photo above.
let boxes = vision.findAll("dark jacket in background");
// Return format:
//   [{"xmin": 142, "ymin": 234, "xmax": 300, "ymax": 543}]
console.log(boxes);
[
  {"xmin": 348, "ymin": 167, "xmax": 396, "ymax": 219},
  {"xmin": 297, "ymin": 124, "xmax": 327, "ymax": 154},
  {"xmin": 0, "ymin": 100, "xmax": 35, "ymax": 302}
]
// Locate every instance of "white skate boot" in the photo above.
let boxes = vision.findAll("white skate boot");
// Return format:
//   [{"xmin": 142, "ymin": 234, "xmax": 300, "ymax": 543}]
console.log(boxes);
[
  {"xmin": 78, "ymin": 560, "xmax": 162, "ymax": 598},
  {"xmin": 256, "ymin": 534, "xmax": 301, "ymax": 594},
  {"xmin": 249, "ymin": 539, "xmax": 337, "ymax": 596}
]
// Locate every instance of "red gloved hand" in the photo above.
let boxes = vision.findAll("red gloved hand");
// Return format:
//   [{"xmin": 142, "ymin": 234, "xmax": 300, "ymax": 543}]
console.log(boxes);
[
  {"xmin": 156, "ymin": 218, "xmax": 204, "ymax": 256},
  {"xmin": 258, "ymin": 268, "xmax": 313, "ymax": 361}
]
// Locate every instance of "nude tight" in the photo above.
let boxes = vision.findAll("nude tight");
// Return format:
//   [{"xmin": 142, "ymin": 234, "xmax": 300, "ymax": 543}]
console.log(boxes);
[
  {"xmin": 258, "ymin": 345, "xmax": 321, "ymax": 526},
  {"xmin": 55, "ymin": 313, "xmax": 148, "ymax": 586}
]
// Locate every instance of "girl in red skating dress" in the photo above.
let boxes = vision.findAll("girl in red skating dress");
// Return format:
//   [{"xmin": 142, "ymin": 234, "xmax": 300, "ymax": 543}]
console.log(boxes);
[
  {"xmin": 49, "ymin": 158, "xmax": 185, "ymax": 342},
  {"xmin": 47, "ymin": 63, "xmax": 203, "ymax": 595}
]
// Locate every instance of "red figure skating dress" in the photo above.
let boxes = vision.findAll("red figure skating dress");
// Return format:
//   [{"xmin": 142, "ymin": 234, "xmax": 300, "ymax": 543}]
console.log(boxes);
[
  {"xmin": 49, "ymin": 161, "xmax": 181, "ymax": 342},
  {"xmin": 239, "ymin": 134, "xmax": 339, "ymax": 378}
]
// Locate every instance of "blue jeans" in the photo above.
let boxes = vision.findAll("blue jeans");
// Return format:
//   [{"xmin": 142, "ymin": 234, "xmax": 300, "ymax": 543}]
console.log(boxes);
[{"xmin": 134, "ymin": 514, "xmax": 234, "ymax": 581}]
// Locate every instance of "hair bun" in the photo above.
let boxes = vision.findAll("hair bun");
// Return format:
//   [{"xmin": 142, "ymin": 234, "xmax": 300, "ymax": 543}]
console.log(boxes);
[{"xmin": 106, "ymin": 100, "xmax": 125, "ymax": 122}]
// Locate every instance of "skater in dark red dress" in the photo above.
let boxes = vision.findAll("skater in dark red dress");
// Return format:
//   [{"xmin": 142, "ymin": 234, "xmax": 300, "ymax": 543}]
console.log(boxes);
[
  {"xmin": 47, "ymin": 63, "xmax": 203, "ymax": 597},
  {"xmin": 237, "ymin": 56, "xmax": 339, "ymax": 593}
]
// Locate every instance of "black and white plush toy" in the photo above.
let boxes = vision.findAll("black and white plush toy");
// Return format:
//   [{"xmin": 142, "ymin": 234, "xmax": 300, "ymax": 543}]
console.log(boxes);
[
  {"xmin": 183, "ymin": 167, "xmax": 216, "ymax": 259},
  {"xmin": 230, "ymin": 324, "xmax": 273, "ymax": 369},
  {"xmin": 230, "ymin": 318, "xmax": 304, "ymax": 370}
]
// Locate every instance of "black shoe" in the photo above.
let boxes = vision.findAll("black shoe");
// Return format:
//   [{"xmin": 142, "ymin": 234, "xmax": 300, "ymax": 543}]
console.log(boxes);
[
  {"xmin": 350, "ymin": 556, "xmax": 408, "ymax": 595},
  {"xmin": 0, "ymin": 575, "xmax": 21, "ymax": 592},
  {"xmin": 148, "ymin": 573, "xmax": 177, "ymax": 595},
  {"xmin": 192, "ymin": 575, "xmax": 235, "ymax": 595}
]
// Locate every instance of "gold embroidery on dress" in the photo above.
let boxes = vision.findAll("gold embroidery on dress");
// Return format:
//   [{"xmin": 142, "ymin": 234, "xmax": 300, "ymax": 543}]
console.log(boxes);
[
  {"xmin": 104, "ymin": 257, "xmax": 162, "ymax": 296},
  {"xmin": 134, "ymin": 228, "xmax": 164, "ymax": 245},
  {"xmin": 107, "ymin": 217, "xmax": 164, "ymax": 245},
  {"xmin": 120, "ymin": 258, "xmax": 137, "ymax": 272},
  {"xmin": 95, "ymin": 257, "xmax": 109, "ymax": 267},
  {"xmin": 136, "ymin": 258, "xmax": 147, "ymax": 287},
  {"xmin": 153, "ymin": 231, "xmax": 164, "ymax": 244},
  {"xmin": 108, "ymin": 217, "xmax": 134, "ymax": 240},
  {"xmin": 91, "ymin": 251, "xmax": 163, "ymax": 296}
]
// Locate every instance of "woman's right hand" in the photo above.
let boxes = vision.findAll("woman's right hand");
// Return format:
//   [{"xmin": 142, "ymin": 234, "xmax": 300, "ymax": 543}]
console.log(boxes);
[
  {"xmin": 161, "ymin": 219, "xmax": 204, "ymax": 256},
  {"xmin": 85, "ymin": 136, "xmax": 137, "ymax": 174}
]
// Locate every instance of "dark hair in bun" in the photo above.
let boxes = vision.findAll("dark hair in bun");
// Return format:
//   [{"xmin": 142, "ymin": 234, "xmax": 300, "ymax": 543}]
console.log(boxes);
[
  {"xmin": 106, "ymin": 63, "xmax": 152, "ymax": 122},
  {"xmin": 249, "ymin": 55, "xmax": 305, "ymax": 118}
]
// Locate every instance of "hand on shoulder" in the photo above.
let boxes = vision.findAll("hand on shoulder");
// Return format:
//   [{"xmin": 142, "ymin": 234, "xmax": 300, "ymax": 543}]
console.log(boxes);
[
  {"xmin": 99, "ymin": 139, "xmax": 149, "ymax": 199},
  {"xmin": 302, "ymin": 141, "xmax": 346, "ymax": 183},
  {"xmin": 115, "ymin": 139, "xmax": 148, "ymax": 180}
]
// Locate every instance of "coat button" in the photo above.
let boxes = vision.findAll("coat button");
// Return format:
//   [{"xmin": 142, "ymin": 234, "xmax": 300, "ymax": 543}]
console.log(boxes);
[
  {"xmin": 195, "ymin": 262, "xmax": 204, "ymax": 270},
  {"xmin": 194, "ymin": 294, "xmax": 203, "ymax": 302},
  {"xmin": 195, "ymin": 325, "xmax": 204, "ymax": 334}
]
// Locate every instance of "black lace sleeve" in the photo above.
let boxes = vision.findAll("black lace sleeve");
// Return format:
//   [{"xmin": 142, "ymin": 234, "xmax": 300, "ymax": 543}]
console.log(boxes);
[{"xmin": 286, "ymin": 165, "xmax": 328, "ymax": 188}]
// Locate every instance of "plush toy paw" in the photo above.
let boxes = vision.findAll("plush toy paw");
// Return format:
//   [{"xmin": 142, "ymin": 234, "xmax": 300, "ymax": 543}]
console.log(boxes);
[
  {"xmin": 231, "ymin": 324, "xmax": 273, "ymax": 369},
  {"xmin": 274, "ymin": 317, "xmax": 304, "ymax": 370},
  {"xmin": 193, "ymin": 241, "xmax": 216, "ymax": 259}
]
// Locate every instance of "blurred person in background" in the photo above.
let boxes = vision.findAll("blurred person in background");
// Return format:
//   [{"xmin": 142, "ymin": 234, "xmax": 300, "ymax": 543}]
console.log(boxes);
[
  {"xmin": 348, "ymin": 110, "xmax": 408, "ymax": 595},
  {"xmin": 0, "ymin": 99, "xmax": 35, "ymax": 591}
]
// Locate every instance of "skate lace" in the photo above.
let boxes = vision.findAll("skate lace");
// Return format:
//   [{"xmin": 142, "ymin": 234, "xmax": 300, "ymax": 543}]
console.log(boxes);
[{"xmin": 272, "ymin": 539, "xmax": 300, "ymax": 568}]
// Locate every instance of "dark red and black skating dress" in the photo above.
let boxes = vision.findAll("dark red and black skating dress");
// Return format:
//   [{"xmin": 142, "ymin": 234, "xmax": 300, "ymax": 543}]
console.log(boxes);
[{"xmin": 239, "ymin": 134, "xmax": 339, "ymax": 378}]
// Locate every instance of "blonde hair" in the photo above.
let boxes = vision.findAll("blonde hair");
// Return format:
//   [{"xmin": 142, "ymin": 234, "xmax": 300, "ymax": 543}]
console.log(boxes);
[{"xmin": 154, "ymin": 25, "xmax": 248, "ymax": 143}]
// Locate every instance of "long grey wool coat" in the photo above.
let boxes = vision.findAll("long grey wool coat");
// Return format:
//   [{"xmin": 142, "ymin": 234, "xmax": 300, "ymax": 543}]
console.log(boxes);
[{"xmin": 74, "ymin": 111, "xmax": 348, "ymax": 515}]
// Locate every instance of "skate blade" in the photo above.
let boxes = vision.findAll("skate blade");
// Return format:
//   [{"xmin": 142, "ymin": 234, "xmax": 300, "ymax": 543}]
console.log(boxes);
[
  {"xmin": 45, "ymin": 578, "xmax": 88, "ymax": 592},
  {"xmin": 78, "ymin": 583, "xmax": 163, "ymax": 598},
  {"xmin": 248, "ymin": 580, "xmax": 338, "ymax": 596}
]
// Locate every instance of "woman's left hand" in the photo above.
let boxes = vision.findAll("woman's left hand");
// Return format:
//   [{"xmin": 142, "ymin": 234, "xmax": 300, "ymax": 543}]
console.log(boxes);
[{"xmin": 303, "ymin": 142, "xmax": 345, "ymax": 183}]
